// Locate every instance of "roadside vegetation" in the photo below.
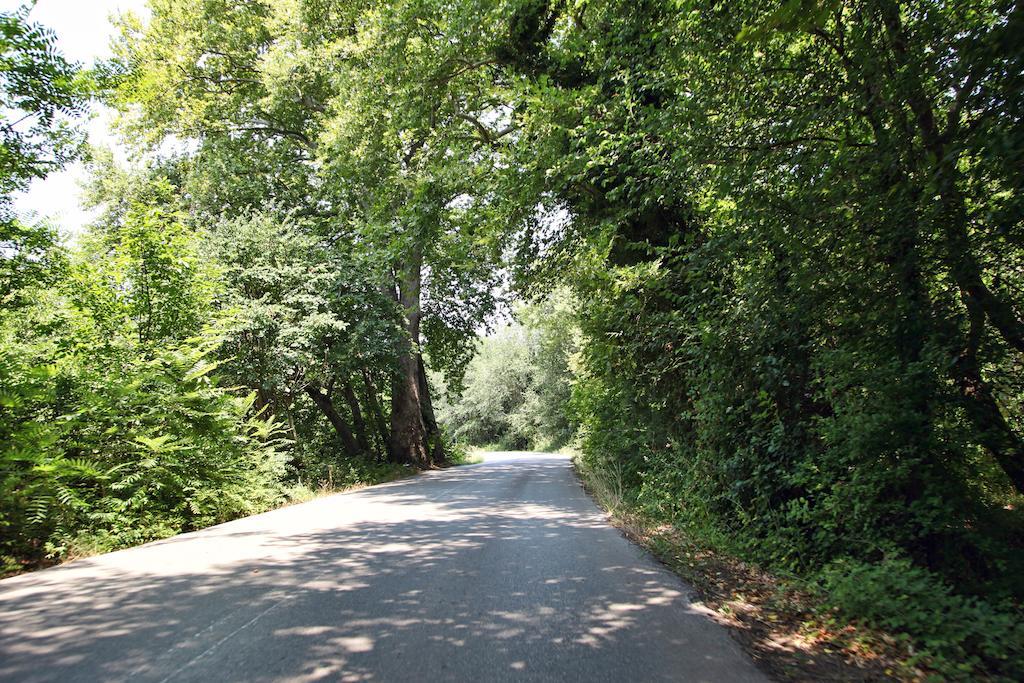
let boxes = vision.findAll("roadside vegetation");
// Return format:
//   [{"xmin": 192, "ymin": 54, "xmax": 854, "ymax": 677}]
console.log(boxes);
[
  {"xmin": 436, "ymin": 294, "xmax": 577, "ymax": 453},
  {"xmin": 1, "ymin": 0, "xmax": 1022, "ymax": 678}
]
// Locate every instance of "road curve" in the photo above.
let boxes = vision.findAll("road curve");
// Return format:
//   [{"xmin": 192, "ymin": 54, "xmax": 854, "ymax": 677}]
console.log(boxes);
[{"xmin": 0, "ymin": 452, "xmax": 766, "ymax": 682}]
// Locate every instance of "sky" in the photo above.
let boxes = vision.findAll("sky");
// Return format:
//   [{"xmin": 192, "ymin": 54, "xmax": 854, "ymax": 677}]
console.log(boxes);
[{"xmin": 5, "ymin": 0, "xmax": 150, "ymax": 237}]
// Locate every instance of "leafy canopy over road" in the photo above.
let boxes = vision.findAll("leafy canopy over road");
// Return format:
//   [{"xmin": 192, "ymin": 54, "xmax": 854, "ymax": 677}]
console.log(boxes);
[{"xmin": 1, "ymin": 0, "xmax": 1022, "ymax": 677}]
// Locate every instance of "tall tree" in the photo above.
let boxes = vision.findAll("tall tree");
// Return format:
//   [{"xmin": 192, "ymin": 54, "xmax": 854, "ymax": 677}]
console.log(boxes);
[{"xmin": 109, "ymin": 0, "xmax": 508, "ymax": 466}]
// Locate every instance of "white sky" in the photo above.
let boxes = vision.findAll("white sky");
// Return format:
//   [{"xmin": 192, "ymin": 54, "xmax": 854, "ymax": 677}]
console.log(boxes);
[{"xmin": 4, "ymin": 0, "xmax": 150, "ymax": 238}]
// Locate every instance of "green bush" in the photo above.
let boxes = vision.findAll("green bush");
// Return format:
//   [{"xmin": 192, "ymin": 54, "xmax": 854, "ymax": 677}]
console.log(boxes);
[
  {"xmin": 0, "ymin": 334, "xmax": 289, "ymax": 571},
  {"xmin": 819, "ymin": 557, "xmax": 1024, "ymax": 679},
  {"xmin": 0, "ymin": 186, "xmax": 290, "ymax": 573}
]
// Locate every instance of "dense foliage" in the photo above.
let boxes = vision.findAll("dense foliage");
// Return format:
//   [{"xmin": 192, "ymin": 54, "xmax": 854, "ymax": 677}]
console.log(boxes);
[
  {"xmin": 481, "ymin": 0, "xmax": 1024, "ymax": 675},
  {"xmin": 1, "ymin": 0, "xmax": 1022, "ymax": 676},
  {"xmin": 1, "ymin": 179, "xmax": 289, "ymax": 569}
]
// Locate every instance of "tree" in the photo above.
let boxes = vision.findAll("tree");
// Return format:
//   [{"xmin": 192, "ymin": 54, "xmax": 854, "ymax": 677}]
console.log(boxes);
[
  {"xmin": 205, "ymin": 212, "xmax": 401, "ymax": 461},
  {"xmin": 0, "ymin": 6, "xmax": 86, "ymax": 209},
  {"xmin": 438, "ymin": 292, "xmax": 578, "ymax": 450},
  {"xmin": 0, "ymin": 6, "xmax": 86, "ymax": 306},
  {"xmin": 109, "ymin": 0, "xmax": 509, "ymax": 466}
]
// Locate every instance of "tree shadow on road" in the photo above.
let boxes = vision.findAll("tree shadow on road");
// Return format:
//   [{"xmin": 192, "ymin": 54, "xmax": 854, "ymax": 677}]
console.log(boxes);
[{"xmin": 0, "ymin": 456, "xmax": 762, "ymax": 682}]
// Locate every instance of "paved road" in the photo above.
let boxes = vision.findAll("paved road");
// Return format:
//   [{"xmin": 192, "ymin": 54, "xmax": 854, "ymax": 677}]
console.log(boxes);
[{"xmin": 0, "ymin": 452, "xmax": 766, "ymax": 682}]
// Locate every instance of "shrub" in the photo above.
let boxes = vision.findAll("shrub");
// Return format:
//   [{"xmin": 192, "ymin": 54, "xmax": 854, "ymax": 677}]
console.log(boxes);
[{"xmin": 819, "ymin": 557, "xmax": 1024, "ymax": 679}]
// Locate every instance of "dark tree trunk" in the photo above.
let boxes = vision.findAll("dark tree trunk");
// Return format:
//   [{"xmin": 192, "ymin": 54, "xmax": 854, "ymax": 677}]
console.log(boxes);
[
  {"xmin": 390, "ymin": 356, "xmax": 431, "ymax": 467},
  {"xmin": 341, "ymin": 382, "xmax": 372, "ymax": 455},
  {"xmin": 417, "ymin": 354, "xmax": 446, "ymax": 465},
  {"xmin": 305, "ymin": 384, "xmax": 359, "ymax": 457},
  {"xmin": 953, "ymin": 290, "xmax": 1024, "ymax": 494},
  {"xmin": 286, "ymin": 409, "xmax": 305, "ymax": 473},
  {"xmin": 931, "ymin": 160, "xmax": 1024, "ymax": 494},
  {"xmin": 361, "ymin": 369, "xmax": 390, "ymax": 452},
  {"xmin": 879, "ymin": 9, "xmax": 1024, "ymax": 494}
]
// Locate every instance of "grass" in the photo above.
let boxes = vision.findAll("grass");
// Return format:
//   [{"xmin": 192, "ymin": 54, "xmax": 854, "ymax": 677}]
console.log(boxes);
[
  {"xmin": 467, "ymin": 442, "xmax": 505, "ymax": 452},
  {"xmin": 449, "ymin": 448, "xmax": 485, "ymax": 465},
  {"xmin": 277, "ymin": 462, "xmax": 414, "ymax": 506}
]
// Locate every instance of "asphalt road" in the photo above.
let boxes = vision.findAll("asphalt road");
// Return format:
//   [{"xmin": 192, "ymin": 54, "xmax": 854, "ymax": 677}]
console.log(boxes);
[{"xmin": 0, "ymin": 452, "xmax": 766, "ymax": 682}]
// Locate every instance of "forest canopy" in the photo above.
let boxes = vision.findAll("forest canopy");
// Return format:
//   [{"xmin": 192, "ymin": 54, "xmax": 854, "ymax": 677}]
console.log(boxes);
[{"xmin": 1, "ymin": 0, "xmax": 1022, "ymax": 677}]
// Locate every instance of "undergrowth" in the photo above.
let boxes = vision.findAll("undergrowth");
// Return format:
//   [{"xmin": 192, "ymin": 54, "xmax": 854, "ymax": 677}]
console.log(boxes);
[
  {"xmin": 574, "ymin": 456, "xmax": 1024, "ymax": 682},
  {"xmin": 2, "ymin": 458, "xmax": 412, "ymax": 577}
]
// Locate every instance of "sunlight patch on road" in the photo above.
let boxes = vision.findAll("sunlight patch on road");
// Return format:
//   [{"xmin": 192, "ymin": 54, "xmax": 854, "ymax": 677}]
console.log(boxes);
[{"xmin": 335, "ymin": 636, "xmax": 374, "ymax": 653}]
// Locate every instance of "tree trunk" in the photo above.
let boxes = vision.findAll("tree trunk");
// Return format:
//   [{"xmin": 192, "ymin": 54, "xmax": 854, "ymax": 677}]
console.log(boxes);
[
  {"xmin": 417, "ymin": 354, "xmax": 446, "ymax": 465},
  {"xmin": 882, "ymin": 4, "xmax": 1024, "ymax": 356},
  {"xmin": 341, "ymin": 382, "xmax": 372, "ymax": 455},
  {"xmin": 361, "ymin": 369, "xmax": 390, "ymax": 452},
  {"xmin": 305, "ymin": 384, "xmax": 360, "ymax": 457},
  {"xmin": 878, "ymin": 9, "xmax": 1024, "ymax": 494},
  {"xmin": 388, "ymin": 246, "xmax": 434, "ymax": 467},
  {"xmin": 954, "ymin": 297, "xmax": 1024, "ymax": 493}
]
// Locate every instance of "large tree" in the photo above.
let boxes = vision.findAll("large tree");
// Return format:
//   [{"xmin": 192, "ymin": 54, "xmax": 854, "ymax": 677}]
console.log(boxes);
[{"xmin": 109, "ymin": 0, "xmax": 510, "ymax": 466}]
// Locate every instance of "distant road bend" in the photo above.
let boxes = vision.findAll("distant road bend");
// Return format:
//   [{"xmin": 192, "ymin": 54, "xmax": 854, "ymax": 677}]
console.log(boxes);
[{"xmin": 0, "ymin": 452, "xmax": 766, "ymax": 682}]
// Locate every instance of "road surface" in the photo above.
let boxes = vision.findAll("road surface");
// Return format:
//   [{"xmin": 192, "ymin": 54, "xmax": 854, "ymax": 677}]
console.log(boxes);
[{"xmin": 0, "ymin": 452, "xmax": 766, "ymax": 682}]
